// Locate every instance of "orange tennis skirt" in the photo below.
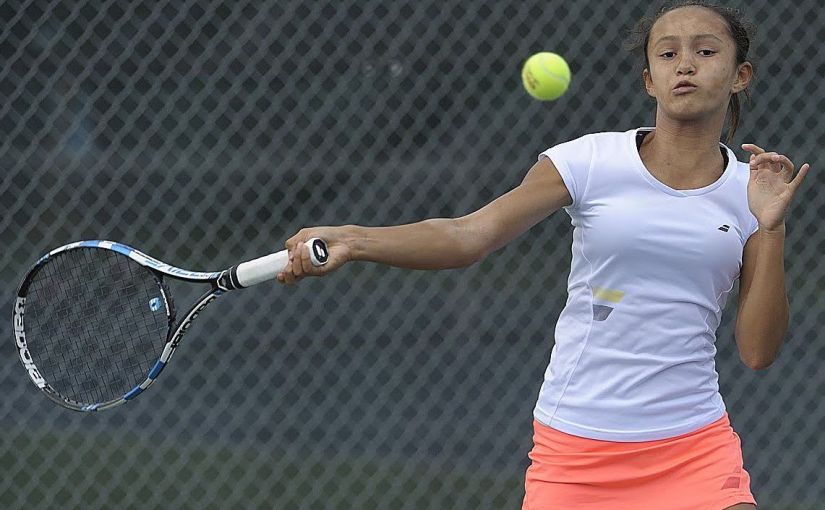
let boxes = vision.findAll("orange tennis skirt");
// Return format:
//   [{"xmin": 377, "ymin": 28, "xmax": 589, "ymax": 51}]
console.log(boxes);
[{"xmin": 522, "ymin": 413, "xmax": 756, "ymax": 510}]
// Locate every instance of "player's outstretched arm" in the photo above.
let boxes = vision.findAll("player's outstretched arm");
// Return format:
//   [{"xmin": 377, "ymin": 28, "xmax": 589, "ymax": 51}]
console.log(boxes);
[{"xmin": 278, "ymin": 157, "xmax": 572, "ymax": 284}]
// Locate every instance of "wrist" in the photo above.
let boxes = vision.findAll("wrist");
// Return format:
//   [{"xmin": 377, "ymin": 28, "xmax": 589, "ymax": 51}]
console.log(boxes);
[
  {"xmin": 342, "ymin": 224, "xmax": 367, "ymax": 261},
  {"xmin": 758, "ymin": 223, "xmax": 786, "ymax": 236}
]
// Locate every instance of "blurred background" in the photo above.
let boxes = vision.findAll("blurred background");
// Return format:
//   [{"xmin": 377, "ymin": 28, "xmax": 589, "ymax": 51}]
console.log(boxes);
[{"xmin": 1, "ymin": 0, "xmax": 823, "ymax": 508}]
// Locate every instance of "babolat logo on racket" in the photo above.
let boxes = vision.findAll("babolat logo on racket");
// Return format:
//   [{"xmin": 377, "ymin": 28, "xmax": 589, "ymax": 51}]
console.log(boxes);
[
  {"xmin": 311, "ymin": 239, "xmax": 329, "ymax": 263},
  {"xmin": 169, "ymin": 293, "xmax": 220, "ymax": 349},
  {"xmin": 13, "ymin": 298, "xmax": 46, "ymax": 388}
]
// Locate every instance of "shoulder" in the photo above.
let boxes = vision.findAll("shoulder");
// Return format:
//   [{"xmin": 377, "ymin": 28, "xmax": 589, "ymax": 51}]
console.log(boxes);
[
  {"xmin": 724, "ymin": 146, "xmax": 753, "ymax": 186},
  {"xmin": 719, "ymin": 142, "xmax": 753, "ymax": 196},
  {"xmin": 720, "ymin": 145, "xmax": 759, "ymax": 239},
  {"xmin": 557, "ymin": 128, "xmax": 638, "ymax": 147},
  {"xmin": 538, "ymin": 128, "xmax": 640, "ymax": 210},
  {"xmin": 542, "ymin": 128, "xmax": 638, "ymax": 158}
]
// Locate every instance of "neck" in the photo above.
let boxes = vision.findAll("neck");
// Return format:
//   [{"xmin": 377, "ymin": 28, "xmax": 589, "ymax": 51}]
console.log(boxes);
[{"xmin": 641, "ymin": 112, "xmax": 727, "ymax": 179}]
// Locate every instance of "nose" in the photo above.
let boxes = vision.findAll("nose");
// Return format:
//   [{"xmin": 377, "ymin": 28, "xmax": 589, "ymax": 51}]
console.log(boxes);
[{"xmin": 676, "ymin": 54, "xmax": 696, "ymax": 75}]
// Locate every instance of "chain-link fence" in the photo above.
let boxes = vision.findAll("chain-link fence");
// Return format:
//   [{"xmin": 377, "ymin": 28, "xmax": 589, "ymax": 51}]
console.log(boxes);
[{"xmin": 2, "ymin": 1, "xmax": 823, "ymax": 508}]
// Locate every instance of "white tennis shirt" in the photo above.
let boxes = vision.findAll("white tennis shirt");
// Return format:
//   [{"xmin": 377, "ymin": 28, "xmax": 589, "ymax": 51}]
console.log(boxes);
[{"xmin": 534, "ymin": 127, "xmax": 759, "ymax": 441}]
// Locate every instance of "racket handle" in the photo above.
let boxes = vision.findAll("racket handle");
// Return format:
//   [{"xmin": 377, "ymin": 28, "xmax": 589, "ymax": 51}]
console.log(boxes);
[{"xmin": 225, "ymin": 238, "xmax": 329, "ymax": 289}]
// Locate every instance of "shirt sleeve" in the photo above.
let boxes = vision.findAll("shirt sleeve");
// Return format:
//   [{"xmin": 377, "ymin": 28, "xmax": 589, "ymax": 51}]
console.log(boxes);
[{"xmin": 538, "ymin": 134, "xmax": 595, "ymax": 212}]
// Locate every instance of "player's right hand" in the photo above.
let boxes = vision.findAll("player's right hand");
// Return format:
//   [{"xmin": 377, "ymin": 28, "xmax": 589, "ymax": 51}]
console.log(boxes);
[{"xmin": 278, "ymin": 226, "xmax": 352, "ymax": 285}]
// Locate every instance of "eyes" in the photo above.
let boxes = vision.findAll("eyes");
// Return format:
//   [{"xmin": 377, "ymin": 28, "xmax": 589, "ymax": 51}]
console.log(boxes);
[{"xmin": 658, "ymin": 49, "xmax": 717, "ymax": 59}]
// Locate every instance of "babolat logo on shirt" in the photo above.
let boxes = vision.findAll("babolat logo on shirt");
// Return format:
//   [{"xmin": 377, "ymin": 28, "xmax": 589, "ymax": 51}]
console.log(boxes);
[{"xmin": 718, "ymin": 224, "xmax": 731, "ymax": 232}]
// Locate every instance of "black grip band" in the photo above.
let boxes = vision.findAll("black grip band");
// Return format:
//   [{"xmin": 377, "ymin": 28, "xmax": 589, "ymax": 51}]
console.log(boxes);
[{"xmin": 216, "ymin": 267, "xmax": 244, "ymax": 291}]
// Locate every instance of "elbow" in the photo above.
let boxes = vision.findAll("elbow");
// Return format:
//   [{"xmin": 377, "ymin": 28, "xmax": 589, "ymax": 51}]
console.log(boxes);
[
  {"xmin": 741, "ymin": 355, "xmax": 775, "ymax": 371},
  {"xmin": 464, "ymin": 241, "xmax": 492, "ymax": 267},
  {"xmin": 735, "ymin": 323, "xmax": 786, "ymax": 371},
  {"xmin": 457, "ymin": 244, "xmax": 487, "ymax": 268},
  {"xmin": 736, "ymin": 335, "xmax": 782, "ymax": 371},
  {"xmin": 450, "ymin": 217, "xmax": 492, "ymax": 268}
]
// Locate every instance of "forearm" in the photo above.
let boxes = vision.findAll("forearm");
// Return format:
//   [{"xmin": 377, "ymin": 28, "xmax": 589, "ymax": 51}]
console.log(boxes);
[
  {"xmin": 736, "ymin": 226, "xmax": 789, "ymax": 368},
  {"xmin": 345, "ymin": 218, "xmax": 482, "ymax": 270},
  {"xmin": 282, "ymin": 159, "xmax": 570, "ymax": 279}
]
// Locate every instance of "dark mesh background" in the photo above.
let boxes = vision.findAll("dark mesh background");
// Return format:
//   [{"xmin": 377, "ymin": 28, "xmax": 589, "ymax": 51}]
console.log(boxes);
[{"xmin": 2, "ymin": 1, "xmax": 823, "ymax": 509}]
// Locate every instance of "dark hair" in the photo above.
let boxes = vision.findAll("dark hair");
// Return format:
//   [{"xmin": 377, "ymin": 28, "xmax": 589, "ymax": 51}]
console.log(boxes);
[{"xmin": 626, "ymin": 1, "xmax": 756, "ymax": 144}]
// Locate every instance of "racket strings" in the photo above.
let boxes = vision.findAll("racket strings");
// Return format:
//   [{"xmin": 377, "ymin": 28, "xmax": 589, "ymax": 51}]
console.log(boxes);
[{"xmin": 24, "ymin": 248, "xmax": 169, "ymax": 406}]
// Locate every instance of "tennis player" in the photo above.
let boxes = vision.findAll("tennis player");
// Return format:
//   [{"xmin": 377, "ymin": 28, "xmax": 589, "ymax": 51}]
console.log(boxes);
[{"xmin": 278, "ymin": 2, "xmax": 810, "ymax": 508}]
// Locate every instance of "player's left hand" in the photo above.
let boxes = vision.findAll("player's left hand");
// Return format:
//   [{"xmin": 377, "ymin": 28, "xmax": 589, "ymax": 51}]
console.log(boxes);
[{"xmin": 742, "ymin": 143, "xmax": 810, "ymax": 232}]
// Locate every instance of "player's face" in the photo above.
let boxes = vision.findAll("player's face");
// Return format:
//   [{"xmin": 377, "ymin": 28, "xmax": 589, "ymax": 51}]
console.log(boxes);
[{"xmin": 643, "ymin": 6, "xmax": 750, "ymax": 123}]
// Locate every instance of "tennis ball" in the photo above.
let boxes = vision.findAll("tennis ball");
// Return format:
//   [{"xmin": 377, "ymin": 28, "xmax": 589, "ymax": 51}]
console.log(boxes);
[{"xmin": 521, "ymin": 52, "xmax": 571, "ymax": 101}]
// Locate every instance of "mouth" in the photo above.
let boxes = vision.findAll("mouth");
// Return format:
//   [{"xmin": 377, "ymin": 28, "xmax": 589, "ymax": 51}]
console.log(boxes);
[{"xmin": 673, "ymin": 81, "xmax": 698, "ymax": 95}]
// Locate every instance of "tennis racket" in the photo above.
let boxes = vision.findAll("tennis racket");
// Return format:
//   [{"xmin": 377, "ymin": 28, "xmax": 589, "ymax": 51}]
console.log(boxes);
[{"xmin": 13, "ymin": 238, "xmax": 328, "ymax": 412}]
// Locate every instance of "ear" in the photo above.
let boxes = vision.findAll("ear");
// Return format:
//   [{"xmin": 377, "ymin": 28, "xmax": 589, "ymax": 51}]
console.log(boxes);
[
  {"xmin": 642, "ymin": 68, "xmax": 656, "ymax": 98},
  {"xmin": 732, "ymin": 61, "xmax": 753, "ymax": 94}
]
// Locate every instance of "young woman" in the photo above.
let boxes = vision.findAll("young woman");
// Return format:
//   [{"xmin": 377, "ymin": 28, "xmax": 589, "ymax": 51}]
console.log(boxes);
[{"xmin": 277, "ymin": 2, "xmax": 810, "ymax": 508}]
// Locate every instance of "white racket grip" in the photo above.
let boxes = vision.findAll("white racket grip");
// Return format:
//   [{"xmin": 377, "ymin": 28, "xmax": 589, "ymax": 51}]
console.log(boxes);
[{"xmin": 233, "ymin": 238, "xmax": 328, "ymax": 288}]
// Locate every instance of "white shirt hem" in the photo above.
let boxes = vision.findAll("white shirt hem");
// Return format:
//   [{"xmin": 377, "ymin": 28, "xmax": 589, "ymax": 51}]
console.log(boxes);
[{"xmin": 533, "ymin": 406, "xmax": 727, "ymax": 442}]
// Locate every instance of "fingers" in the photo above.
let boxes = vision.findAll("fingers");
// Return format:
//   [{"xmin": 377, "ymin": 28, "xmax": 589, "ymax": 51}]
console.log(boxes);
[
  {"xmin": 277, "ymin": 238, "xmax": 321, "ymax": 285},
  {"xmin": 278, "ymin": 245, "xmax": 308, "ymax": 285},
  {"xmin": 748, "ymin": 151, "xmax": 797, "ymax": 182},
  {"xmin": 742, "ymin": 142, "xmax": 811, "ymax": 198},
  {"xmin": 789, "ymin": 163, "xmax": 811, "ymax": 193},
  {"xmin": 284, "ymin": 229, "xmax": 307, "ymax": 255},
  {"xmin": 278, "ymin": 229, "xmax": 310, "ymax": 285},
  {"xmin": 277, "ymin": 259, "xmax": 300, "ymax": 285},
  {"xmin": 299, "ymin": 241, "xmax": 316, "ymax": 275},
  {"xmin": 747, "ymin": 151, "xmax": 777, "ymax": 165},
  {"xmin": 773, "ymin": 154, "xmax": 794, "ymax": 171},
  {"xmin": 743, "ymin": 144, "xmax": 799, "ymax": 172},
  {"xmin": 741, "ymin": 143, "xmax": 765, "ymax": 156},
  {"xmin": 278, "ymin": 225, "xmax": 343, "ymax": 285},
  {"xmin": 749, "ymin": 152, "xmax": 790, "ymax": 169}
]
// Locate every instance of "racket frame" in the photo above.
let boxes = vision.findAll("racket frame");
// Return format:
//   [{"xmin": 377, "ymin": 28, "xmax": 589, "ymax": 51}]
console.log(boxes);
[{"xmin": 14, "ymin": 239, "xmax": 326, "ymax": 412}]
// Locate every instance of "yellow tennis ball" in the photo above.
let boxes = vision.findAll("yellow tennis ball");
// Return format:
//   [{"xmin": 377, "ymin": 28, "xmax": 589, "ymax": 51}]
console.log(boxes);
[{"xmin": 521, "ymin": 52, "xmax": 571, "ymax": 101}]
